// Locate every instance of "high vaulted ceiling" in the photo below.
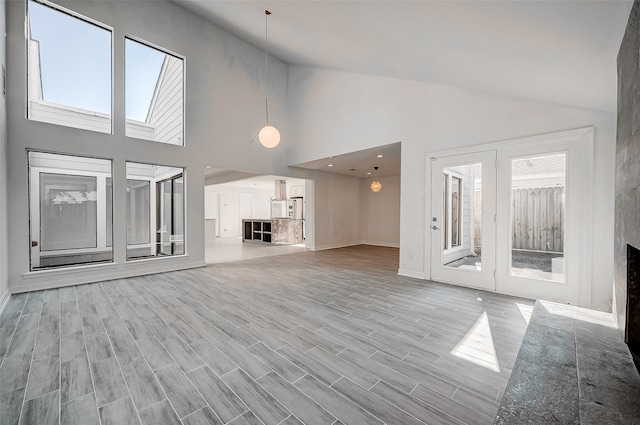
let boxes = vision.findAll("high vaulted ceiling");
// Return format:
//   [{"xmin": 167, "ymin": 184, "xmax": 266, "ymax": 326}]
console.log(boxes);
[{"xmin": 177, "ymin": 0, "xmax": 632, "ymax": 114}]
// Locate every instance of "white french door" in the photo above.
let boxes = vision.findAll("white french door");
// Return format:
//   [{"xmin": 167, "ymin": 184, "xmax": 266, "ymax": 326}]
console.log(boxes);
[
  {"xmin": 496, "ymin": 136, "xmax": 589, "ymax": 305},
  {"xmin": 428, "ymin": 128, "xmax": 593, "ymax": 306},
  {"xmin": 430, "ymin": 150, "xmax": 497, "ymax": 291}
]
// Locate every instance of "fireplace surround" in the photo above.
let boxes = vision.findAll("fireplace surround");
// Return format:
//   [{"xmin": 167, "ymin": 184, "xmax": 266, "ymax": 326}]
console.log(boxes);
[{"xmin": 627, "ymin": 243, "xmax": 640, "ymax": 372}]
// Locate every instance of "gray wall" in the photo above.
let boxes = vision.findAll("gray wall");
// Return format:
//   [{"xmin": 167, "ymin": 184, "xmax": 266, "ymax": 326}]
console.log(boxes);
[
  {"xmin": 6, "ymin": 0, "xmax": 291, "ymax": 291},
  {"xmin": 0, "ymin": 0, "xmax": 8, "ymax": 305},
  {"xmin": 614, "ymin": 1, "xmax": 640, "ymax": 332}
]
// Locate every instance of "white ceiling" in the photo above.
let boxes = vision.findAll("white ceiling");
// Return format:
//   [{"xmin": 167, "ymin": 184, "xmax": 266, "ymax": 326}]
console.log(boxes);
[
  {"xmin": 176, "ymin": 0, "xmax": 632, "ymax": 114},
  {"xmin": 205, "ymin": 170, "xmax": 306, "ymax": 190},
  {"xmin": 187, "ymin": 1, "xmax": 631, "ymax": 179},
  {"xmin": 292, "ymin": 142, "xmax": 401, "ymax": 178}
]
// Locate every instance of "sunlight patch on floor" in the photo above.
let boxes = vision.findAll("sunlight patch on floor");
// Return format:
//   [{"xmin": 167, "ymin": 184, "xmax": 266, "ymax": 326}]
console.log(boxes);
[
  {"xmin": 451, "ymin": 311, "xmax": 501, "ymax": 372},
  {"xmin": 516, "ymin": 302, "xmax": 534, "ymax": 325}
]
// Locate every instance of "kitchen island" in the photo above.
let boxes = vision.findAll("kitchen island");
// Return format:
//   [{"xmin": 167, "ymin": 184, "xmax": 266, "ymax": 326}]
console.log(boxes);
[{"xmin": 242, "ymin": 218, "xmax": 303, "ymax": 245}]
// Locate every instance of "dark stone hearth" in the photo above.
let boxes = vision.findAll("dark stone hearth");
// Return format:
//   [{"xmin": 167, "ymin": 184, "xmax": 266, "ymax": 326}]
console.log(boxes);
[{"xmin": 495, "ymin": 301, "xmax": 640, "ymax": 425}]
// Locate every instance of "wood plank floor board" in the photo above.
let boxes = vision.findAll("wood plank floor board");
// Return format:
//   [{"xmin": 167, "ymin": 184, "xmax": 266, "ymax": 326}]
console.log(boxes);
[
  {"xmin": 293, "ymin": 374, "xmax": 383, "ymax": 425},
  {"xmin": 138, "ymin": 399, "xmax": 182, "ymax": 425},
  {"xmin": 189, "ymin": 340, "xmax": 238, "ymax": 376},
  {"xmin": 136, "ymin": 337, "xmax": 175, "ymax": 371},
  {"xmin": 0, "ymin": 352, "xmax": 33, "ymax": 395},
  {"xmin": 121, "ymin": 357, "xmax": 166, "ymax": 412},
  {"xmin": 257, "ymin": 371, "xmax": 336, "ymax": 425},
  {"xmin": 60, "ymin": 392, "xmax": 100, "ymax": 425},
  {"xmin": 247, "ymin": 342, "xmax": 306, "ymax": 383},
  {"xmin": 19, "ymin": 390, "xmax": 59, "ymax": 425},
  {"xmin": 0, "ymin": 388, "xmax": 25, "ymax": 425},
  {"xmin": 370, "ymin": 379, "xmax": 462, "ymax": 425},
  {"xmin": 91, "ymin": 357, "xmax": 129, "ymax": 407},
  {"xmin": 162, "ymin": 335, "xmax": 205, "ymax": 374},
  {"xmin": 60, "ymin": 356, "xmax": 93, "ymax": 403},
  {"xmin": 98, "ymin": 396, "xmax": 141, "ymax": 425},
  {"xmin": 81, "ymin": 315, "xmax": 113, "ymax": 364},
  {"xmin": 2, "ymin": 246, "xmax": 535, "ymax": 425},
  {"xmin": 336, "ymin": 348, "xmax": 419, "ymax": 394},
  {"xmin": 411, "ymin": 383, "xmax": 495, "ymax": 425},
  {"xmin": 221, "ymin": 368, "xmax": 290, "ymax": 425},
  {"xmin": 226, "ymin": 411, "xmax": 263, "ymax": 425},
  {"xmin": 330, "ymin": 377, "xmax": 426, "ymax": 425},
  {"xmin": 181, "ymin": 406, "xmax": 224, "ymax": 425},
  {"xmin": 276, "ymin": 345, "xmax": 342, "ymax": 387},
  {"xmin": 5, "ymin": 313, "xmax": 39, "ymax": 358},
  {"xmin": 25, "ymin": 355, "xmax": 60, "ymax": 401},
  {"xmin": 155, "ymin": 364, "xmax": 207, "ymax": 418},
  {"xmin": 186, "ymin": 366, "xmax": 248, "ymax": 423}
]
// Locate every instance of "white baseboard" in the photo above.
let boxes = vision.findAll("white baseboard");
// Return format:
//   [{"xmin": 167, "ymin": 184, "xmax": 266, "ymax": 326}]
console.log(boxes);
[
  {"xmin": 360, "ymin": 241, "xmax": 400, "ymax": 248},
  {"xmin": 11, "ymin": 260, "xmax": 206, "ymax": 294},
  {"xmin": 589, "ymin": 302, "xmax": 612, "ymax": 314},
  {"xmin": 397, "ymin": 269, "xmax": 426, "ymax": 280},
  {"xmin": 311, "ymin": 242, "xmax": 362, "ymax": 251}
]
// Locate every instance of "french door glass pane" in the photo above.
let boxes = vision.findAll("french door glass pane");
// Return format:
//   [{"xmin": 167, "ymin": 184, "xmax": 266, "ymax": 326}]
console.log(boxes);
[
  {"xmin": 443, "ymin": 163, "xmax": 482, "ymax": 271},
  {"xmin": 40, "ymin": 173, "xmax": 97, "ymax": 251},
  {"xmin": 29, "ymin": 151, "xmax": 113, "ymax": 270},
  {"xmin": 126, "ymin": 180, "xmax": 150, "ymax": 245},
  {"xmin": 510, "ymin": 153, "xmax": 565, "ymax": 282},
  {"xmin": 126, "ymin": 162, "xmax": 184, "ymax": 260}
]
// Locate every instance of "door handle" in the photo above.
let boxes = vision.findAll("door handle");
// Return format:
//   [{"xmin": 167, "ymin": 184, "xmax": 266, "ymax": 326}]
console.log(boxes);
[{"xmin": 432, "ymin": 226, "xmax": 440, "ymax": 230}]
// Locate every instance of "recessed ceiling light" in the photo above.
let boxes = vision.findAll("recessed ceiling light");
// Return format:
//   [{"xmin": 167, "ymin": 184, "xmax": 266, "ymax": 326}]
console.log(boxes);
[
  {"xmin": 328, "ymin": 164, "xmax": 334, "ymax": 167},
  {"xmin": 377, "ymin": 154, "xmax": 383, "ymax": 158},
  {"xmin": 367, "ymin": 172, "xmax": 372, "ymax": 175},
  {"xmin": 205, "ymin": 165, "xmax": 212, "ymax": 169}
]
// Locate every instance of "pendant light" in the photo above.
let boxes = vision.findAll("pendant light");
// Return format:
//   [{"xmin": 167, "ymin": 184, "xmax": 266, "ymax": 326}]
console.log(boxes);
[
  {"xmin": 370, "ymin": 165, "xmax": 382, "ymax": 192},
  {"xmin": 259, "ymin": 10, "xmax": 280, "ymax": 149}
]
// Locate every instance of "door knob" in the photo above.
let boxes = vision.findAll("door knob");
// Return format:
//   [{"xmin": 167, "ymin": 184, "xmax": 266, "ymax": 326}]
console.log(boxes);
[{"xmin": 432, "ymin": 226, "xmax": 439, "ymax": 230}]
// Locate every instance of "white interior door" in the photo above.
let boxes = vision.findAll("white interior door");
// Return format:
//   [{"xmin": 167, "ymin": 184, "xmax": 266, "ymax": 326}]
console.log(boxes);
[{"xmin": 430, "ymin": 150, "xmax": 497, "ymax": 291}]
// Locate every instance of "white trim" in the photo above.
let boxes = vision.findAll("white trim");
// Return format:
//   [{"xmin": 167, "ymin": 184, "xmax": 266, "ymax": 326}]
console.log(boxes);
[
  {"xmin": 425, "ymin": 126, "xmax": 595, "ymax": 306},
  {"xmin": 311, "ymin": 242, "xmax": 362, "ymax": 251},
  {"xmin": 13, "ymin": 258, "xmax": 205, "ymax": 293},
  {"xmin": 360, "ymin": 241, "xmax": 400, "ymax": 248},
  {"xmin": 580, "ymin": 129, "xmax": 594, "ymax": 308},
  {"xmin": 398, "ymin": 269, "xmax": 426, "ymax": 280}
]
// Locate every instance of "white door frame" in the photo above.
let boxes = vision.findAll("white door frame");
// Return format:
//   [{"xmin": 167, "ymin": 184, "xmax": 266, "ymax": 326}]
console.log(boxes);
[
  {"xmin": 425, "ymin": 127, "xmax": 594, "ymax": 306},
  {"xmin": 429, "ymin": 150, "xmax": 497, "ymax": 291}
]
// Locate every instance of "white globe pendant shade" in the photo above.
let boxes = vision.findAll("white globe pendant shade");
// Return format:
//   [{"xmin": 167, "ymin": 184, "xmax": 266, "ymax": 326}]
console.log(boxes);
[
  {"xmin": 259, "ymin": 125, "xmax": 281, "ymax": 148},
  {"xmin": 371, "ymin": 180, "xmax": 382, "ymax": 192}
]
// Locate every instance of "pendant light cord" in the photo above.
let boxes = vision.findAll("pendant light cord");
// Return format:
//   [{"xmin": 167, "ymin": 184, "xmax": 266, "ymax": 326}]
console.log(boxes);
[{"xmin": 264, "ymin": 10, "xmax": 271, "ymax": 125}]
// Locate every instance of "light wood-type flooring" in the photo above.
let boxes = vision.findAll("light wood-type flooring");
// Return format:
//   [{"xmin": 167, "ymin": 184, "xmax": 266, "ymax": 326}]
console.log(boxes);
[{"xmin": 0, "ymin": 245, "xmax": 534, "ymax": 425}]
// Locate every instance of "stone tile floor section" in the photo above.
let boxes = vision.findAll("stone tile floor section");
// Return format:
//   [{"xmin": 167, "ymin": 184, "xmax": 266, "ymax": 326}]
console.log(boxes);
[
  {"xmin": 495, "ymin": 300, "xmax": 640, "ymax": 424},
  {"xmin": 0, "ymin": 245, "xmax": 536, "ymax": 425}
]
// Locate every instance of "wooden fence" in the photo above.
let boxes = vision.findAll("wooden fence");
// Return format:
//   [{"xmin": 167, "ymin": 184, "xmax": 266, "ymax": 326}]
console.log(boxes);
[
  {"xmin": 512, "ymin": 187, "xmax": 564, "ymax": 252},
  {"xmin": 474, "ymin": 186, "xmax": 564, "ymax": 253}
]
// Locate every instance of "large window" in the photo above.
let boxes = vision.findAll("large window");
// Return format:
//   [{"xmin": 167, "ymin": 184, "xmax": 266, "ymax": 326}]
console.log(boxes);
[
  {"xmin": 126, "ymin": 163, "xmax": 185, "ymax": 260},
  {"xmin": 27, "ymin": 0, "xmax": 112, "ymax": 133},
  {"xmin": 125, "ymin": 38, "xmax": 184, "ymax": 145},
  {"xmin": 29, "ymin": 152, "xmax": 113, "ymax": 270}
]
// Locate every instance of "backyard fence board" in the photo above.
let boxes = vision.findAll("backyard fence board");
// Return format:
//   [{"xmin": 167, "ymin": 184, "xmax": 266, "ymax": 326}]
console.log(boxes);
[
  {"xmin": 512, "ymin": 187, "xmax": 564, "ymax": 252},
  {"xmin": 474, "ymin": 187, "xmax": 564, "ymax": 253}
]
